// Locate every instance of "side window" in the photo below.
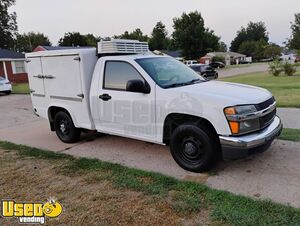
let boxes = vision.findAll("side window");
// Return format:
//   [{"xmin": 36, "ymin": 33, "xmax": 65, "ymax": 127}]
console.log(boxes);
[
  {"xmin": 13, "ymin": 61, "xmax": 26, "ymax": 74},
  {"xmin": 104, "ymin": 61, "xmax": 144, "ymax": 90}
]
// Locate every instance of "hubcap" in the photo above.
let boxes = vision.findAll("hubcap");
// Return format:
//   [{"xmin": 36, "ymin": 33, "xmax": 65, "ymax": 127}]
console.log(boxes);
[
  {"xmin": 181, "ymin": 137, "xmax": 205, "ymax": 162},
  {"xmin": 60, "ymin": 123, "xmax": 66, "ymax": 133},
  {"xmin": 59, "ymin": 120, "xmax": 69, "ymax": 135},
  {"xmin": 184, "ymin": 142, "xmax": 197, "ymax": 156}
]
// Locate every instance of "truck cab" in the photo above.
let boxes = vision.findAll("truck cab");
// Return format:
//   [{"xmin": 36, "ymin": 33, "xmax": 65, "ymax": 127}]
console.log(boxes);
[{"xmin": 26, "ymin": 39, "xmax": 282, "ymax": 172}]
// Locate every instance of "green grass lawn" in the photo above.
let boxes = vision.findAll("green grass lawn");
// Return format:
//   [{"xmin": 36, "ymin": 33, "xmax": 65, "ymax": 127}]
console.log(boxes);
[
  {"xmin": 12, "ymin": 83, "xmax": 30, "ymax": 94},
  {"xmin": 0, "ymin": 141, "xmax": 300, "ymax": 225},
  {"xmin": 222, "ymin": 71, "xmax": 300, "ymax": 108},
  {"xmin": 279, "ymin": 128, "xmax": 300, "ymax": 142}
]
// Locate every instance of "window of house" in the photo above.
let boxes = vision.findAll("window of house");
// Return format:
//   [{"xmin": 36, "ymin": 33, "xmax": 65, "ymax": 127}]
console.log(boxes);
[
  {"xmin": 14, "ymin": 61, "xmax": 26, "ymax": 74},
  {"xmin": 104, "ymin": 61, "xmax": 145, "ymax": 90}
]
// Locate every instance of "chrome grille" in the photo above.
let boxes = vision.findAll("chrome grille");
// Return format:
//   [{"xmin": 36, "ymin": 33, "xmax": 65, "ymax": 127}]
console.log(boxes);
[
  {"xmin": 255, "ymin": 97, "xmax": 275, "ymax": 111},
  {"xmin": 256, "ymin": 97, "xmax": 276, "ymax": 129},
  {"xmin": 260, "ymin": 108, "xmax": 276, "ymax": 129}
]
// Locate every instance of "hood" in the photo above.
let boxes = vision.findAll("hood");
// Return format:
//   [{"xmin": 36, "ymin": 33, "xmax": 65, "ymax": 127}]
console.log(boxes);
[{"xmin": 176, "ymin": 81, "xmax": 272, "ymax": 107}]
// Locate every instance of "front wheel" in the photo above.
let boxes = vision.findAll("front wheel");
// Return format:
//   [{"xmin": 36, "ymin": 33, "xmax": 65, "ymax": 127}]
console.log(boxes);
[
  {"xmin": 170, "ymin": 124, "xmax": 216, "ymax": 172},
  {"xmin": 54, "ymin": 111, "xmax": 81, "ymax": 143}
]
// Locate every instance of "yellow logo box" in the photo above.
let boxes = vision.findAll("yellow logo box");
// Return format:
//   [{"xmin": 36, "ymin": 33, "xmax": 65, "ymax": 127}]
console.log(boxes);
[
  {"xmin": 2, "ymin": 201, "xmax": 44, "ymax": 217},
  {"xmin": 1, "ymin": 199, "xmax": 62, "ymax": 224}
]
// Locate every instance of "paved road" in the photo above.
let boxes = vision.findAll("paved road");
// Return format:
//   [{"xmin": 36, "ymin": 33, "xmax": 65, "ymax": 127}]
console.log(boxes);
[
  {"xmin": 218, "ymin": 63, "xmax": 269, "ymax": 78},
  {"xmin": 1, "ymin": 95, "xmax": 300, "ymax": 208},
  {"xmin": 277, "ymin": 108, "xmax": 300, "ymax": 129}
]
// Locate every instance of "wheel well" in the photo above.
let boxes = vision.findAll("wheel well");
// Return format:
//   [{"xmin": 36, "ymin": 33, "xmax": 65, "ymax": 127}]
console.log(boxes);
[
  {"xmin": 163, "ymin": 113, "xmax": 219, "ymax": 145},
  {"xmin": 48, "ymin": 107, "xmax": 71, "ymax": 131}
]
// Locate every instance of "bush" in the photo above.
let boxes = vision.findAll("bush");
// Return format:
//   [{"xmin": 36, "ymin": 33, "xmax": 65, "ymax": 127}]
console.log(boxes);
[
  {"xmin": 283, "ymin": 62, "xmax": 297, "ymax": 76},
  {"xmin": 269, "ymin": 60, "xmax": 283, "ymax": 76},
  {"xmin": 212, "ymin": 56, "xmax": 225, "ymax": 63}
]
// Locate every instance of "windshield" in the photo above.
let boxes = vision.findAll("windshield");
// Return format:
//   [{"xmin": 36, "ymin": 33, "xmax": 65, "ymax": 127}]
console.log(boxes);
[{"xmin": 136, "ymin": 57, "xmax": 206, "ymax": 88}]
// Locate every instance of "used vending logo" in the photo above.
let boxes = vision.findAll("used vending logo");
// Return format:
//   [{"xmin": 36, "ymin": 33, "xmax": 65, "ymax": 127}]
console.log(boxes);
[{"xmin": 1, "ymin": 198, "xmax": 62, "ymax": 224}]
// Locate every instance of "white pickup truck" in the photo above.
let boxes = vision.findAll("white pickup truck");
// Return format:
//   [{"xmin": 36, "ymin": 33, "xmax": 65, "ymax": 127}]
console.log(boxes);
[{"xmin": 26, "ymin": 39, "xmax": 282, "ymax": 172}]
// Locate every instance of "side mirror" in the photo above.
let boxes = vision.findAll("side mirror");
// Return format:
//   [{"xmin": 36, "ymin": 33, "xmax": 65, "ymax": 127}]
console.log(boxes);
[{"xmin": 126, "ymin": 79, "xmax": 151, "ymax": 94}]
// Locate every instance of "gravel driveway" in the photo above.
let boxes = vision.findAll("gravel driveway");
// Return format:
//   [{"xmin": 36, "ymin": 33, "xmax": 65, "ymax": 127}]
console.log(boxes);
[{"xmin": 1, "ymin": 94, "xmax": 300, "ymax": 208}]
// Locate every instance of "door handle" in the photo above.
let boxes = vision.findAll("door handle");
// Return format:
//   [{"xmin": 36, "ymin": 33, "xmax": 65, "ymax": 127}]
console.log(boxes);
[
  {"xmin": 44, "ymin": 75, "xmax": 55, "ymax": 79},
  {"xmin": 33, "ymin": 74, "xmax": 44, "ymax": 79},
  {"xmin": 99, "ymin": 94, "xmax": 112, "ymax": 101}
]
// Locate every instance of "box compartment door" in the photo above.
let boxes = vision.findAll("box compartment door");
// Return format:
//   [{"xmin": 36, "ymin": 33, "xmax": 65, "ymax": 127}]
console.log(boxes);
[
  {"xmin": 41, "ymin": 54, "xmax": 83, "ymax": 100},
  {"xmin": 26, "ymin": 57, "xmax": 45, "ymax": 96}
]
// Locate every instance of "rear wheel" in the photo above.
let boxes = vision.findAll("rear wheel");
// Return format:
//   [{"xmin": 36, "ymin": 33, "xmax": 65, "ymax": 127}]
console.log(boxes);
[
  {"xmin": 54, "ymin": 111, "xmax": 81, "ymax": 143},
  {"xmin": 170, "ymin": 124, "xmax": 217, "ymax": 172}
]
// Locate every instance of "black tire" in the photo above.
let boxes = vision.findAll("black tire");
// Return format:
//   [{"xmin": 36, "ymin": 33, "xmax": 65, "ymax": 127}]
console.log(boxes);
[
  {"xmin": 170, "ymin": 124, "xmax": 217, "ymax": 172},
  {"xmin": 5, "ymin": 91, "xmax": 11, "ymax": 95},
  {"xmin": 215, "ymin": 73, "xmax": 219, "ymax": 79},
  {"xmin": 54, "ymin": 111, "xmax": 81, "ymax": 143}
]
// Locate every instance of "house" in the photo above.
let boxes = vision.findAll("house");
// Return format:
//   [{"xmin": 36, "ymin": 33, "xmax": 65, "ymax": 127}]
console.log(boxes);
[
  {"xmin": 280, "ymin": 49, "xmax": 297, "ymax": 62},
  {"xmin": 200, "ymin": 52, "xmax": 248, "ymax": 65},
  {"xmin": 0, "ymin": 49, "xmax": 28, "ymax": 83}
]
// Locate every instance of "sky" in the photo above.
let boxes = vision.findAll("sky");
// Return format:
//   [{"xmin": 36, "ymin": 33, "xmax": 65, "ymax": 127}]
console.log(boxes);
[{"xmin": 11, "ymin": 0, "xmax": 300, "ymax": 47}]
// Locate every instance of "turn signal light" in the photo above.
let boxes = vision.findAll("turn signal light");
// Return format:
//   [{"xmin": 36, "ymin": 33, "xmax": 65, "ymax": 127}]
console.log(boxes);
[{"xmin": 229, "ymin": 121, "xmax": 240, "ymax": 134}]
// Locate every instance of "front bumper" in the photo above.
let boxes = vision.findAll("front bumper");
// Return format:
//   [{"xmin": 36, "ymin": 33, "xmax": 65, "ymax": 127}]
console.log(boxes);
[{"xmin": 219, "ymin": 116, "xmax": 283, "ymax": 160}]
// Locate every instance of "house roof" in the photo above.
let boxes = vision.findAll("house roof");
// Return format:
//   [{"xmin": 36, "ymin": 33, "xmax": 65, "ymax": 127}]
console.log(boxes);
[
  {"xmin": 0, "ymin": 48, "xmax": 25, "ymax": 59},
  {"xmin": 207, "ymin": 51, "xmax": 246, "ymax": 58},
  {"xmin": 282, "ymin": 49, "xmax": 297, "ymax": 55}
]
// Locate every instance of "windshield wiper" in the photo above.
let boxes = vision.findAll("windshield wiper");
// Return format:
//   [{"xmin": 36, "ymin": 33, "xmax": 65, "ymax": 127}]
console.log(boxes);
[
  {"xmin": 184, "ymin": 79, "xmax": 202, "ymax": 85},
  {"xmin": 164, "ymin": 79, "xmax": 203, "ymax": 88},
  {"xmin": 164, "ymin": 82, "xmax": 187, "ymax": 88}
]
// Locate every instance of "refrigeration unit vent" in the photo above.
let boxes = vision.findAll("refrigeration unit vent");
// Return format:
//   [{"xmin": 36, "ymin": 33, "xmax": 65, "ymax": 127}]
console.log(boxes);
[{"xmin": 97, "ymin": 39, "xmax": 149, "ymax": 55}]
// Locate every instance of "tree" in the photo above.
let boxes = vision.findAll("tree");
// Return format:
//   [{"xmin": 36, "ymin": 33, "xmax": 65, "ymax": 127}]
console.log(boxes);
[
  {"xmin": 217, "ymin": 41, "xmax": 227, "ymax": 52},
  {"xmin": 288, "ymin": 13, "xmax": 300, "ymax": 50},
  {"xmin": 84, "ymin": 34, "xmax": 101, "ymax": 46},
  {"xmin": 172, "ymin": 11, "xmax": 220, "ymax": 59},
  {"xmin": 0, "ymin": 0, "xmax": 18, "ymax": 49},
  {"xmin": 212, "ymin": 56, "xmax": 225, "ymax": 63},
  {"xmin": 238, "ymin": 39, "xmax": 267, "ymax": 60},
  {"xmin": 264, "ymin": 43, "xmax": 282, "ymax": 59},
  {"xmin": 115, "ymin": 28, "xmax": 149, "ymax": 42},
  {"xmin": 148, "ymin": 21, "xmax": 169, "ymax": 50},
  {"xmin": 269, "ymin": 59, "xmax": 283, "ymax": 76},
  {"xmin": 59, "ymin": 32, "xmax": 100, "ymax": 47},
  {"xmin": 283, "ymin": 61, "xmax": 297, "ymax": 76},
  {"xmin": 15, "ymin": 32, "xmax": 51, "ymax": 52},
  {"xmin": 230, "ymin": 21, "xmax": 269, "ymax": 52},
  {"xmin": 202, "ymin": 28, "xmax": 220, "ymax": 54},
  {"xmin": 59, "ymin": 32, "xmax": 86, "ymax": 46}
]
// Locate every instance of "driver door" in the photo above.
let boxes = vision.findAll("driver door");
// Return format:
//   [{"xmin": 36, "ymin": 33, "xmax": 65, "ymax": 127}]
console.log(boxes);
[{"xmin": 96, "ymin": 60, "xmax": 156, "ymax": 141}]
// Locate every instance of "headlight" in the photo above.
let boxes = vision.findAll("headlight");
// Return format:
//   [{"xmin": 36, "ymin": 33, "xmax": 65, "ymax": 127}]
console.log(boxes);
[{"xmin": 224, "ymin": 105, "xmax": 260, "ymax": 135}]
